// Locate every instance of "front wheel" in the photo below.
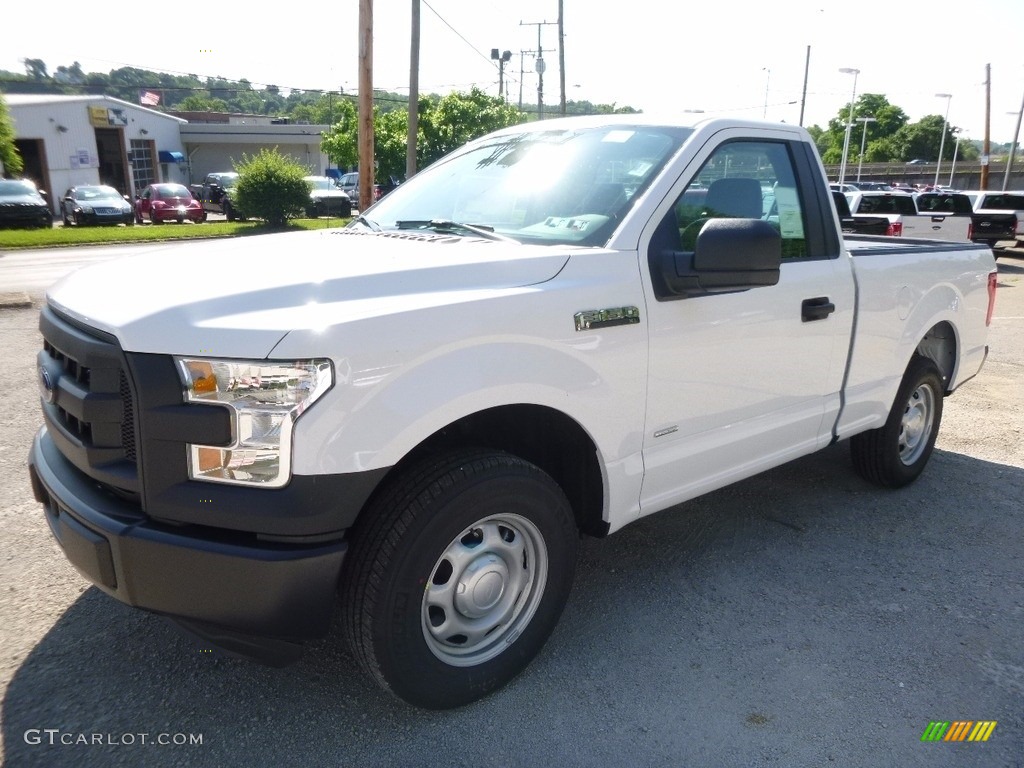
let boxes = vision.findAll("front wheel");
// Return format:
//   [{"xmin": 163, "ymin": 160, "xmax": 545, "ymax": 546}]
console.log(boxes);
[
  {"xmin": 341, "ymin": 450, "xmax": 578, "ymax": 709},
  {"xmin": 851, "ymin": 355, "xmax": 944, "ymax": 488}
]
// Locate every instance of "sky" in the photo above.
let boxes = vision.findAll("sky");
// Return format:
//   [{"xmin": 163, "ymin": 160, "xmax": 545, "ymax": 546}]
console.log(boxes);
[{"xmin": 3, "ymin": 0, "xmax": 1023, "ymax": 144}]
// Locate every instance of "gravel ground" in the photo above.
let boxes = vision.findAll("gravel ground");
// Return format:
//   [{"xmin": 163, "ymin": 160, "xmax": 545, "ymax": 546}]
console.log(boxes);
[{"xmin": 0, "ymin": 254, "xmax": 1021, "ymax": 768}]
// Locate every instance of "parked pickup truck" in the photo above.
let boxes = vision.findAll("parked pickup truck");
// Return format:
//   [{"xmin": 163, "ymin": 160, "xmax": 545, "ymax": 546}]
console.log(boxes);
[
  {"xmin": 28, "ymin": 116, "xmax": 997, "ymax": 710},
  {"xmin": 909, "ymin": 192, "xmax": 975, "ymax": 242},
  {"xmin": 831, "ymin": 190, "xmax": 891, "ymax": 236},
  {"xmin": 196, "ymin": 171, "xmax": 246, "ymax": 221},
  {"xmin": 962, "ymin": 190, "xmax": 1024, "ymax": 247},
  {"xmin": 845, "ymin": 190, "xmax": 971, "ymax": 241}
]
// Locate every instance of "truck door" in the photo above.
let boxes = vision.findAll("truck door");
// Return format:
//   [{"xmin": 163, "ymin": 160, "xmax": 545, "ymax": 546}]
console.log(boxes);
[{"xmin": 639, "ymin": 134, "xmax": 855, "ymax": 513}]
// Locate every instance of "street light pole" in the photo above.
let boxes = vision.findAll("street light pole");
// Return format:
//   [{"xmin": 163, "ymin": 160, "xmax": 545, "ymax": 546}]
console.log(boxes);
[
  {"xmin": 762, "ymin": 68, "xmax": 770, "ymax": 118},
  {"xmin": 837, "ymin": 67, "xmax": 860, "ymax": 187},
  {"xmin": 1004, "ymin": 92, "xmax": 1024, "ymax": 191},
  {"xmin": 491, "ymin": 48, "xmax": 512, "ymax": 100},
  {"xmin": 949, "ymin": 129, "xmax": 962, "ymax": 187},
  {"xmin": 934, "ymin": 93, "xmax": 952, "ymax": 187},
  {"xmin": 856, "ymin": 116, "xmax": 876, "ymax": 182}
]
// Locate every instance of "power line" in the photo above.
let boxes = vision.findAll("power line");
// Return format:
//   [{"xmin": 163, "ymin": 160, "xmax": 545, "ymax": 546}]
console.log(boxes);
[{"xmin": 421, "ymin": 0, "xmax": 500, "ymax": 71}]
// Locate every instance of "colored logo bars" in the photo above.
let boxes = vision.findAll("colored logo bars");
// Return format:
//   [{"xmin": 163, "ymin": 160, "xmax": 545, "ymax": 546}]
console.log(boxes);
[{"xmin": 921, "ymin": 721, "xmax": 997, "ymax": 742}]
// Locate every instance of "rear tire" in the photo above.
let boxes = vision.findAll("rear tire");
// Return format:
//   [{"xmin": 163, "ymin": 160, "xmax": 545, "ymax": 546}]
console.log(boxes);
[
  {"xmin": 341, "ymin": 449, "xmax": 578, "ymax": 709},
  {"xmin": 851, "ymin": 355, "xmax": 944, "ymax": 488}
]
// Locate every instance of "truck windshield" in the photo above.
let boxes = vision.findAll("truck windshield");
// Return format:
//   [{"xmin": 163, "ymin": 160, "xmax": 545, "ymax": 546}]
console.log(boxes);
[{"xmin": 355, "ymin": 124, "xmax": 691, "ymax": 246}]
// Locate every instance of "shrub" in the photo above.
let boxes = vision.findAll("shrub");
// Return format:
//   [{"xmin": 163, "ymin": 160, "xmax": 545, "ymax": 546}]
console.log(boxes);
[{"xmin": 234, "ymin": 148, "xmax": 310, "ymax": 227}]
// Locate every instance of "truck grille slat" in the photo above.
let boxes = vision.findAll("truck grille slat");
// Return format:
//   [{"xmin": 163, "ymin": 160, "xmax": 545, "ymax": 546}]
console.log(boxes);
[{"xmin": 38, "ymin": 306, "xmax": 139, "ymax": 496}]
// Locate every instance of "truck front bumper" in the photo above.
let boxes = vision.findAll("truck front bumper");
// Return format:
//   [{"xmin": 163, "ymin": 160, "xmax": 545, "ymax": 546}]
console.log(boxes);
[{"xmin": 28, "ymin": 427, "xmax": 347, "ymax": 665}]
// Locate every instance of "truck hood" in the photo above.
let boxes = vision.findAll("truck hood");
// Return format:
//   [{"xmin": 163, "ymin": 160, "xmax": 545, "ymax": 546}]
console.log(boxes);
[{"xmin": 47, "ymin": 228, "xmax": 571, "ymax": 358}]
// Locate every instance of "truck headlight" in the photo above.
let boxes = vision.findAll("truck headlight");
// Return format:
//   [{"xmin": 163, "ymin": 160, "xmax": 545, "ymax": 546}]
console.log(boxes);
[{"xmin": 175, "ymin": 358, "xmax": 333, "ymax": 487}]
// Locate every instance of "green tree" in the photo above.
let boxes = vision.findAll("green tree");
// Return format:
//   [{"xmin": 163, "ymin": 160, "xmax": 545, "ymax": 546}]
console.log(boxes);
[
  {"xmin": 419, "ymin": 87, "xmax": 525, "ymax": 168},
  {"xmin": 234, "ymin": 148, "xmax": 310, "ymax": 227},
  {"xmin": 818, "ymin": 94, "xmax": 909, "ymax": 164},
  {"xmin": 177, "ymin": 95, "xmax": 230, "ymax": 112},
  {"xmin": 891, "ymin": 115, "xmax": 962, "ymax": 162},
  {"xmin": 0, "ymin": 92, "xmax": 24, "ymax": 176},
  {"xmin": 374, "ymin": 107, "xmax": 412, "ymax": 180},
  {"xmin": 22, "ymin": 58, "xmax": 48, "ymax": 81},
  {"xmin": 319, "ymin": 98, "xmax": 359, "ymax": 169}
]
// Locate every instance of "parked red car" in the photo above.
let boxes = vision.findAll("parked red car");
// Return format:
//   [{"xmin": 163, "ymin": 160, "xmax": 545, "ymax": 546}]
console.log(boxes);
[{"xmin": 135, "ymin": 183, "xmax": 207, "ymax": 224}]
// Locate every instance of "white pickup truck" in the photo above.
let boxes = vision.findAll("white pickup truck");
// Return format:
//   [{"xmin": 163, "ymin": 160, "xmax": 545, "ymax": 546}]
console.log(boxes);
[
  {"xmin": 28, "ymin": 116, "xmax": 997, "ymax": 710},
  {"xmin": 845, "ymin": 190, "xmax": 973, "ymax": 241}
]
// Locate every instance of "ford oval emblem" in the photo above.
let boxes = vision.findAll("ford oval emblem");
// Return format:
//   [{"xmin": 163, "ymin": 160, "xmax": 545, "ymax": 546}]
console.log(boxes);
[{"xmin": 39, "ymin": 366, "xmax": 56, "ymax": 404}]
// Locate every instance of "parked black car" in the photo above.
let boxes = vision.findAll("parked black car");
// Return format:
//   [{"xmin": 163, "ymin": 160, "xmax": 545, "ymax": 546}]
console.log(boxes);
[
  {"xmin": 60, "ymin": 185, "xmax": 134, "ymax": 226},
  {"xmin": 0, "ymin": 179, "xmax": 53, "ymax": 229}
]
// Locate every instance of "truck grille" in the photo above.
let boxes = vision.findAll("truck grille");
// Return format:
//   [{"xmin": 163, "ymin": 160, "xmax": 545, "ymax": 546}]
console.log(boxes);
[{"xmin": 38, "ymin": 305, "xmax": 140, "ymax": 495}]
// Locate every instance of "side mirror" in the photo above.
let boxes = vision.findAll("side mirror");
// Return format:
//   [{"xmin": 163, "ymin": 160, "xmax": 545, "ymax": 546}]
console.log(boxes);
[{"xmin": 654, "ymin": 218, "xmax": 781, "ymax": 298}]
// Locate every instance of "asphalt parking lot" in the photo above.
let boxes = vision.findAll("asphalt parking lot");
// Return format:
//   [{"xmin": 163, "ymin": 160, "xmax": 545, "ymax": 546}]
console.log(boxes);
[{"xmin": 0, "ymin": 247, "xmax": 1021, "ymax": 768}]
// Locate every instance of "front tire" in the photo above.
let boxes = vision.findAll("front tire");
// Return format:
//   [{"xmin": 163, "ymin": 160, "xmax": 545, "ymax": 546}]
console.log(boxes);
[
  {"xmin": 851, "ymin": 355, "xmax": 944, "ymax": 488},
  {"xmin": 341, "ymin": 450, "xmax": 578, "ymax": 709}
]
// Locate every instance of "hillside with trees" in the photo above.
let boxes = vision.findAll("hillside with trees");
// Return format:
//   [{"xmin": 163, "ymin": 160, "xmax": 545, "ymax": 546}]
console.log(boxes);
[{"xmin": 2, "ymin": 59, "xmax": 1014, "ymax": 179}]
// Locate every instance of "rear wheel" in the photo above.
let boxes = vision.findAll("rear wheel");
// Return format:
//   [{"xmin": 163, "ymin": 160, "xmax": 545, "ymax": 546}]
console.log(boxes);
[
  {"xmin": 851, "ymin": 355, "xmax": 944, "ymax": 488},
  {"xmin": 341, "ymin": 450, "xmax": 578, "ymax": 709}
]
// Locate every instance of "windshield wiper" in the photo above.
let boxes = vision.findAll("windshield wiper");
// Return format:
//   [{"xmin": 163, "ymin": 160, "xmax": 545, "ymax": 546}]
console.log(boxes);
[
  {"xmin": 352, "ymin": 214, "xmax": 381, "ymax": 231},
  {"xmin": 395, "ymin": 219, "xmax": 516, "ymax": 242}
]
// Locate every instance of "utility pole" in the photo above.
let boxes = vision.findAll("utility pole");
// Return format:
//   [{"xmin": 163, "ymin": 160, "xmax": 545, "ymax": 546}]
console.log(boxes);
[
  {"xmin": 406, "ymin": 0, "xmax": 420, "ymax": 179},
  {"xmin": 518, "ymin": 51, "xmax": 527, "ymax": 111},
  {"xmin": 981, "ymin": 63, "xmax": 991, "ymax": 191},
  {"xmin": 557, "ymin": 0, "xmax": 566, "ymax": 116},
  {"xmin": 358, "ymin": 0, "xmax": 374, "ymax": 211},
  {"xmin": 520, "ymin": 20, "xmax": 557, "ymax": 119}
]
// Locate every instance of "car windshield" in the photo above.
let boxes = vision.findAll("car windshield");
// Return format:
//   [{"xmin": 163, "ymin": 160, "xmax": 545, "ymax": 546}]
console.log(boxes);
[
  {"xmin": 77, "ymin": 186, "xmax": 122, "ymax": 201},
  {"xmin": 215, "ymin": 174, "xmax": 239, "ymax": 188},
  {"xmin": 356, "ymin": 124, "xmax": 691, "ymax": 246},
  {"xmin": 156, "ymin": 185, "xmax": 191, "ymax": 199},
  {"xmin": 0, "ymin": 180, "xmax": 37, "ymax": 196},
  {"xmin": 307, "ymin": 178, "xmax": 339, "ymax": 191}
]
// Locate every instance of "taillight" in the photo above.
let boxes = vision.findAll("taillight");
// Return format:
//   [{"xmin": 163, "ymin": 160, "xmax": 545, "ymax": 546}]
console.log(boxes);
[
  {"xmin": 886, "ymin": 221, "xmax": 903, "ymax": 237},
  {"xmin": 986, "ymin": 271, "xmax": 997, "ymax": 327},
  {"xmin": 967, "ymin": 221, "xmax": 973, "ymax": 241}
]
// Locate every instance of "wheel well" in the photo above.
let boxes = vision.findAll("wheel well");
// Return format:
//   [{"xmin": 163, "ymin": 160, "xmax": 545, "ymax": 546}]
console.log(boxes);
[
  {"xmin": 915, "ymin": 321, "xmax": 957, "ymax": 392},
  {"xmin": 389, "ymin": 405, "xmax": 607, "ymax": 538}
]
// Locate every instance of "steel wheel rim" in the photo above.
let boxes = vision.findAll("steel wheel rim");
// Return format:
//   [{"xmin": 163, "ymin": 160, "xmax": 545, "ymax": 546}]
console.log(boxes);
[
  {"xmin": 421, "ymin": 513, "xmax": 548, "ymax": 667},
  {"xmin": 898, "ymin": 382, "xmax": 935, "ymax": 465}
]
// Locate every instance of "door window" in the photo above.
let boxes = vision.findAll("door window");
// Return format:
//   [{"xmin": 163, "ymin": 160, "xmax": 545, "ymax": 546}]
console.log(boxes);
[{"xmin": 670, "ymin": 141, "xmax": 809, "ymax": 260}]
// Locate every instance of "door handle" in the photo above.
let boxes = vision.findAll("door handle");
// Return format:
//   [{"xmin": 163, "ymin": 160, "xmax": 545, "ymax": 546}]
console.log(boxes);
[{"xmin": 802, "ymin": 297, "xmax": 835, "ymax": 322}]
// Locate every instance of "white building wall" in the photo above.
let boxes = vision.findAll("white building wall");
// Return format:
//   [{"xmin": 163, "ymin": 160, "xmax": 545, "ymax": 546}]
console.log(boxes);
[{"xmin": 7, "ymin": 95, "xmax": 188, "ymax": 212}]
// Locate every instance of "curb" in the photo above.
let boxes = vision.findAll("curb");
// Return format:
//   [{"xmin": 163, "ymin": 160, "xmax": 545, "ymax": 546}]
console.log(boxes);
[{"xmin": 0, "ymin": 292, "xmax": 33, "ymax": 309}]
